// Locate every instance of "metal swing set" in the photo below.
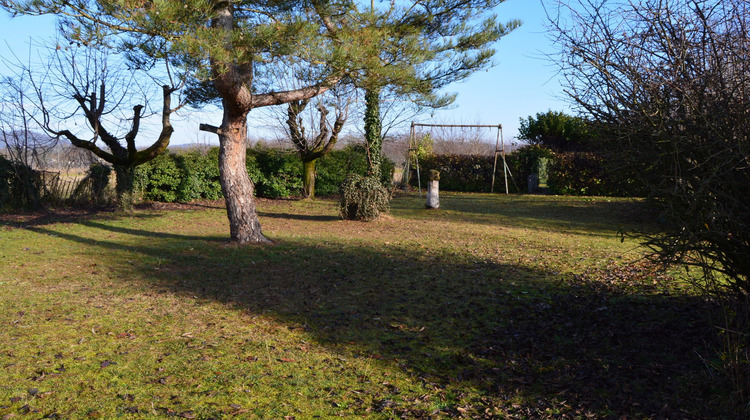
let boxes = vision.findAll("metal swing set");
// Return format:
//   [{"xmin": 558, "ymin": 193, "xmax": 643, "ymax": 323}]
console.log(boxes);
[{"xmin": 402, "ymin": 122, "xmax": 511, "ymax": 196}]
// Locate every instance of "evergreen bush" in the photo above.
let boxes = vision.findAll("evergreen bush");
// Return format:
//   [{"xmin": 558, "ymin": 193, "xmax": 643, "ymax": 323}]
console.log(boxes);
[
  {"xmin": 135, "ymin": 152, "xmax": 182, "ymax": 202},
  {"xmin": 511, "ymin": 145, "xmax": 554, "ymax": 190},
  {"xmin": 175, "ymin": 149, "xmax": 222, "ymax": 202},
  {"xmin": 0, "ymin": 156, "xmax": 14, "ymax": 210},
  {"xmin": 247, "ymin": 147, "xmax": 303, "ymax": 199},
  {"xmin": 0, "ymin": 155, "xmax": 44, "ymax": 210},
  {"xmin": 411, "ymin": 154, "xmax": 502, "ymax": 193},
  {"xmin": 339, "ymin": 174, "xmax": 390, "ymax": 221}
]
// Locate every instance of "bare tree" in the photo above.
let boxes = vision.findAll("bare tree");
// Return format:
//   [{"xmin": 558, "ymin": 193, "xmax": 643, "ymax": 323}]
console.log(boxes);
[
  {"xmin": 0, "ymin": 75, "xmax": 56, "ymax": 168},
  {"xmin": 285, "ymin": 92, "xmax": 348, "ymax": 199},
  {"xmin": 550, "ymin": 0, "xmax": 750, "ymax": 295},
  {"xmin": 20, "ymin": 44, "xmax": 186, "ymax": 207},
  {"xmin": 0, "ymin": 72, "xmax": 57, "ymax": 209}
]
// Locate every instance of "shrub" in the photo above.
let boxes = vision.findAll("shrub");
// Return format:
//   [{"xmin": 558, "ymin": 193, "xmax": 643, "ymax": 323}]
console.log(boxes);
[
  {"xmin": 339, "ymin": 174, "xmax": 390, "ymax": 221},
  {"xmin": 134, "ymin": 146, "xmax": 394, "ymax": 202},
  {"xmin": 410, "ymin": 154, "xmax": 502, "ymax": 193},
  {"xmin": 247, "ymin": 147, "xmax": 302, "ymax": 199},
  {"xmin": 176, "ymin": 149, "xmax": 222, "ymax": 202},
  {"xmin": 547, "ymin": 152, "xmax": 617, "ymax": 196},
  {"xmin": 0, "ymin": 155, "xmax": 15, "ymax": 210},
  {"xmin": 70, "ymin": 164, "xmax": 112, "ymax": 206},
  {"xmin": 0, "ymin": 155, "xmax": 44, "ymax": 210},
  {"xmin": 409, "ymin": 147, "xmax": 638, "ymax": 197},
  {"xmin": 317, "ymin": 145, "xmax": 394, "ymax": 195},
  {"xmin": 135, "ymin": 152, "xmax": 182, "ymax": 202},
  {"xmin": 510, "ymin": 145, "xmax": 554, "ymax": 191},
  {"xmin": 409, "ymin": 155, "xmax": 525, "ymax": 192}
]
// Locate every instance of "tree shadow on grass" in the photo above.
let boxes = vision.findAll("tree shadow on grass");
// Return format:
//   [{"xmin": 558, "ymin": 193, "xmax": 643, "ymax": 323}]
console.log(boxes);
[
  {"xmin": 0, "ymin": 207, "xmax": 171, "ymax": 229},
  {"xmin": 77, "ymin": 219, "xmax": 227, "ymax": 243},
  {"xmin": 258, "ymin": 211, "xmax": 340, "ymax": 222},
  {"xmin": 26, "ymin": 218, "xmax": 725, "ymax": 418},
  {"xmin": 391, "ymin": 193, "xmax": 650, "ymax": 238}
]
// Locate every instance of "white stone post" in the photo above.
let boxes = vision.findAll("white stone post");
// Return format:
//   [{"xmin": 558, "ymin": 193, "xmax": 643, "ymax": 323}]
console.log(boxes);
[{"xmin": 426, "ymin": 170, "xmax": 440, "ymax": 209}]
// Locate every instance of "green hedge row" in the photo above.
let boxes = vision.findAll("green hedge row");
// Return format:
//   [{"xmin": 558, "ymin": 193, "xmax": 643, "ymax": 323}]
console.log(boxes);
[
  {"xmin": 134, "ymin": 145, "xmax": 394, "ymax": 202},
  {"xmin": 411, "ymin": 146, "xmax": 636, "ymax": 196}
]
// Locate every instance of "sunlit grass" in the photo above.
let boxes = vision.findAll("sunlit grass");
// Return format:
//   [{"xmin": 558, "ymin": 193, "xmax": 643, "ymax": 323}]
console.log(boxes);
[{"xmin": 0, "ymin": 192, "xmax": 718, "ymax": 418}]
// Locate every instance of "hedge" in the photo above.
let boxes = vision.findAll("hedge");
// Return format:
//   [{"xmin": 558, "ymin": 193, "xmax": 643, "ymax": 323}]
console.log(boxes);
[
  {"xmin": 134, "ymin": 145, "xmax": 394, "ymax": 202},
  {"xmin": 410, "ymin": 146, "xmax": 638, "ymax": 197}
]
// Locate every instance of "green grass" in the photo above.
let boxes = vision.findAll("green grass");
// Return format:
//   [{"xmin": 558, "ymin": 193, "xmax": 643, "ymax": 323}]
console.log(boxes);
[{"xmin": 0, "ymin": 192, "xmax": 723, "ymax": 418}]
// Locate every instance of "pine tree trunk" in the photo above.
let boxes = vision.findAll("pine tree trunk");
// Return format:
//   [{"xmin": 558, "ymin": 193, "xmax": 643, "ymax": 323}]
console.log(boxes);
[
  {"xmin": 218, "ymin": 113, "xmax": 271, "ymax": 244},
  {"xmin": 302, "ymin": 158, "xmax": 316, "ymax": 199}
]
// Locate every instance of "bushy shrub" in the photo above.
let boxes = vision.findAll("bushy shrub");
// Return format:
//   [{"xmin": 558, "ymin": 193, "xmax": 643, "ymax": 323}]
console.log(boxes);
[
  {"xmin": 409, "ymin": 147, "xmax": 640, "ymax": 197},
  {"xmin": 247, "ymin": 147, "xmax": 302, "ymax": 199},
  {"xmin": 317, "ymin": 145, "xmax": 394, "ymax": 195},
  {"xmin": 339, "ymin": 174, "xmax": 390, "ymax": 221},
  {"xmin": 134, "ymin": 145, "xmax": 394, "ymax": 202},
  {"xmin": 135, "ymin": 152, "xmax": 182, "ymax": 202},
  {"xmin": 176, "ymin": 149, "xmax": 222, "ymax": 202},
  {"xmin": 0, "ymin": 155, "xmax": 44, "ymax": 210},
  {"xmin": 412, "ymin": 154, "xmax": 492, "ymax": 192},
  {"xmin": 0, "ymin": 155, "xmax": 14, "ymax": 210},
  {"xmin": 70, "ymin": 164, "xmax": 112, "ymax": 206},
  {"xmin": 510, "ymin": 145, "xmax": 554, "ymax": 190}
]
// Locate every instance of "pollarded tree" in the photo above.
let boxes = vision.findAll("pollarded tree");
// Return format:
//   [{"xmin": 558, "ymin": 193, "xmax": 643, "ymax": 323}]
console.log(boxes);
[
  {"xmin": 286, "ymin": 95, "xmax": 347, "ymax": 199},
  {"xmin": 551, "ymin": 0, "xmax": 750, "ymax": 295},
  {"xmin": 252, "ymin": 61, "xmax": 353, "ymax": 200},
  {"xmin": 19, "ymin": 44, "xmax": 184, "ymax": 208}
]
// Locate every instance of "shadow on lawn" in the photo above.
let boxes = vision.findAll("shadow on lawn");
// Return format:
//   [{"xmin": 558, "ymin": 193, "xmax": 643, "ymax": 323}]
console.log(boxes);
[
  {"xmin": 28, "ymin": 218, "xmax": 723, "ymax": 418},
  {"xmin": 258, "ymin": 211, "xmax": 340, "ymax": 222},
  {"xmin": 77, "ymin": 220, "xmax": 227, "ymax": 243},
  {"xmin": 392, "ymin": 193, "xmax": 649, "ymax": 237}
]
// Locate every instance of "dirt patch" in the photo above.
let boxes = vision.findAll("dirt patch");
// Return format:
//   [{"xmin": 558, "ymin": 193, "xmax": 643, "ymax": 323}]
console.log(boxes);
[{"xmin": 0, "ymin": 207, "xmax": 105, "ymax": 227}]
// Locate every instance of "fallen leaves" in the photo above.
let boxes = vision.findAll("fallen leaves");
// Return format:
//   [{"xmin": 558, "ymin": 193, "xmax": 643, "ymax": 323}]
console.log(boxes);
[{"xmin": 99, "ymin": 360, "xmax": 116, "ymax": 368}]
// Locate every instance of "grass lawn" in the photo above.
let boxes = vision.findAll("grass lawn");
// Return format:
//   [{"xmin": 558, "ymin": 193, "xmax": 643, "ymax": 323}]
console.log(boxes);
[{"xmin": 0, "ymin": 192, "xmax": 727, "ymax": 418}]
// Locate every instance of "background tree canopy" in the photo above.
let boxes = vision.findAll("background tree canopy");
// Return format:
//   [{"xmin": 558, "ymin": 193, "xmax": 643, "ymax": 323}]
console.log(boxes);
[{"xmin": 518, "ymin": 110, "xmax": 592, "ymax": 152}]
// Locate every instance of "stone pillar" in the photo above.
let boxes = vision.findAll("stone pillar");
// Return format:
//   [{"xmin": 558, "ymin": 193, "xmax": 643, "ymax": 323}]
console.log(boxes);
[{"xmin": 426, "ymin": 170, "xmax": 440, "ymax": 209}]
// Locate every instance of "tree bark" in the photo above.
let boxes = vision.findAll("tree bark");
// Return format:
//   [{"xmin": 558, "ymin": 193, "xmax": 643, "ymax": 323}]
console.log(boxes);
[
  {"xmin": 114, "ymin": 164, "xmax": 135, "ymax": 207},
  {"xmin": 302, "ymin": 158, "xmax": 317, "ymax": 199},
  {"xmin": 217, "ymin": 111, "xmax": 271, "ymax": 244}
]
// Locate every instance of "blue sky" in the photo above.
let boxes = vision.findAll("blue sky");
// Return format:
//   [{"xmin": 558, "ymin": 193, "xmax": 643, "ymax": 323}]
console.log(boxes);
[
  {"xmin": 0, "ymin": 0, "xmax": 571, "ymax": 146},
  {"xmin": 431, "ymin": 0, "xmax": 571, "ymax": 143}
]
